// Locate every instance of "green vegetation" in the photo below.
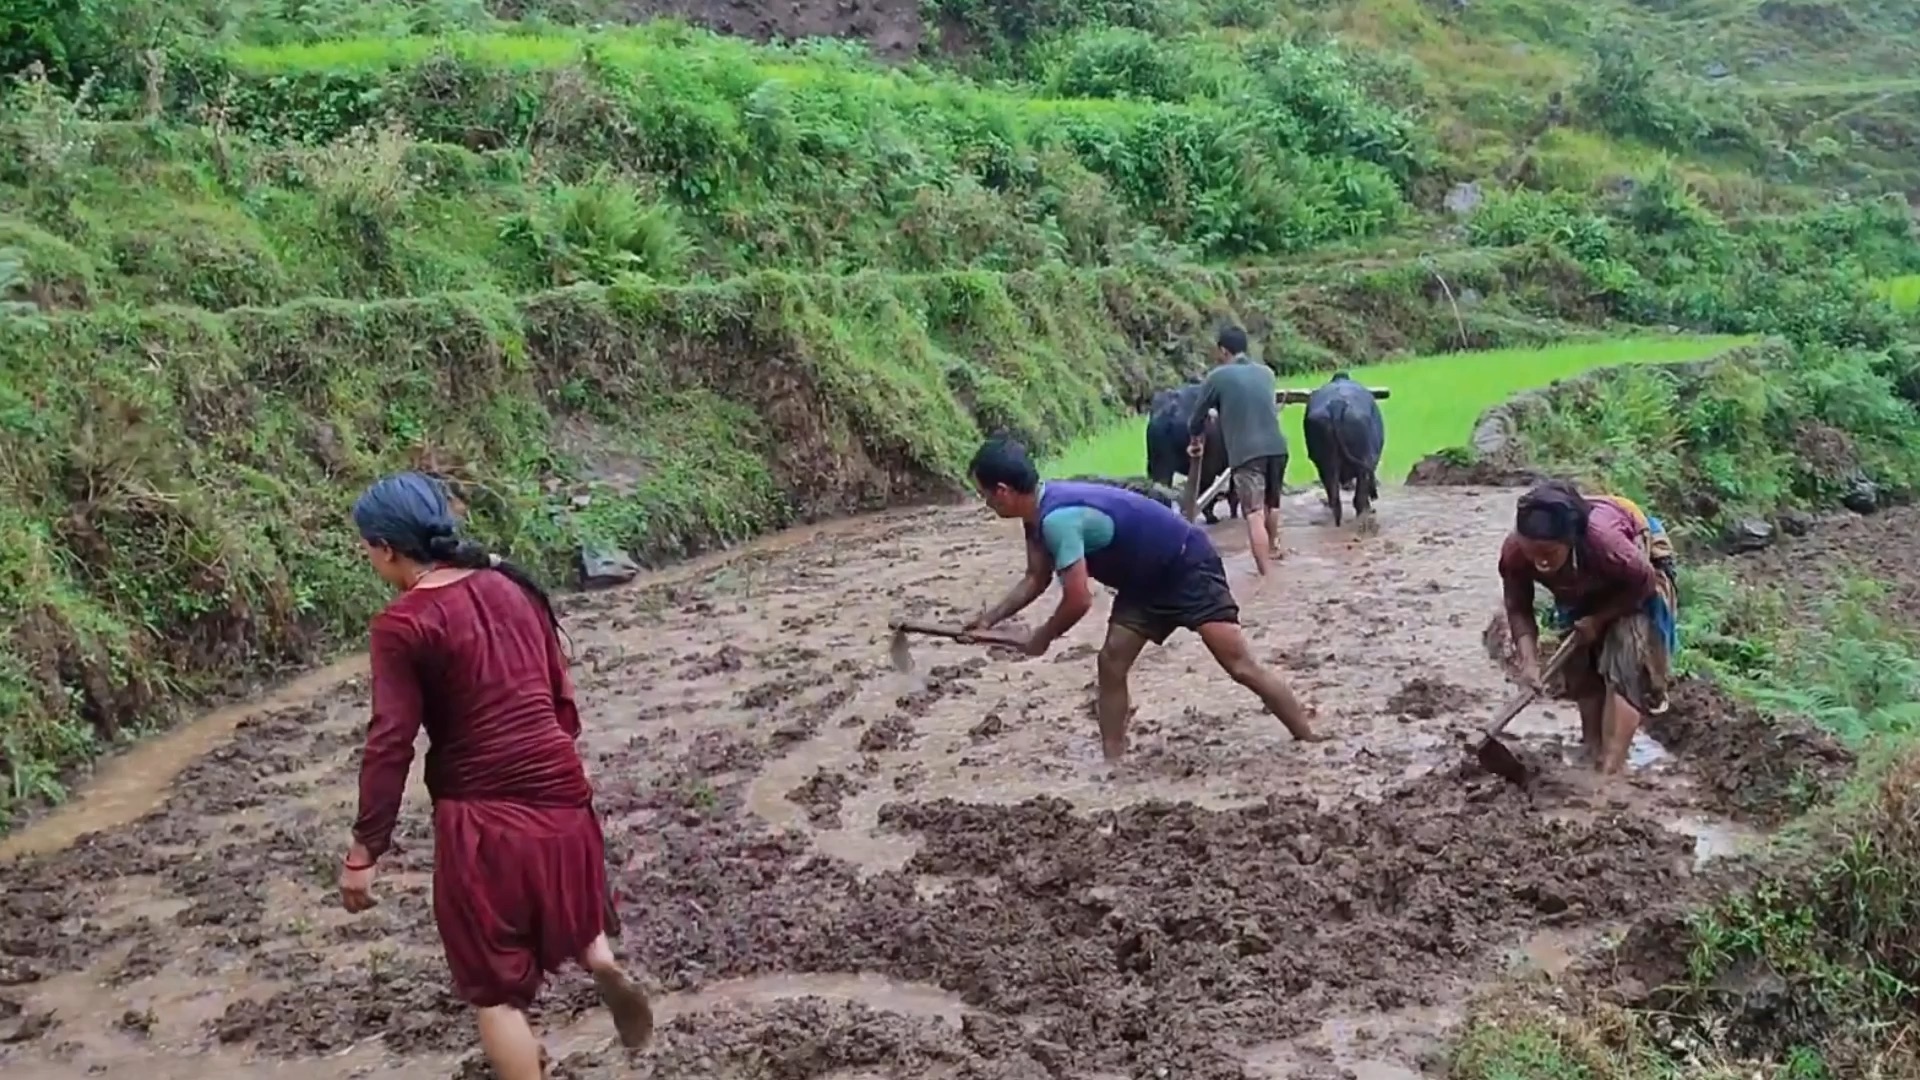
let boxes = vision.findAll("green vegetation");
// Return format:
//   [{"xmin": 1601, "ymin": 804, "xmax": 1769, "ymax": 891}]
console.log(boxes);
[
  {"xmin": 1878, "ymin": 275, "xmax": 1920, "ymax": 311},
  {"xmin": 1044, "ymin": 335, "xmax": 1751, "ymax": 484},
  {"xmin": 1497, "ymin": 339, "xmax": 1920, "ymax": 537}
]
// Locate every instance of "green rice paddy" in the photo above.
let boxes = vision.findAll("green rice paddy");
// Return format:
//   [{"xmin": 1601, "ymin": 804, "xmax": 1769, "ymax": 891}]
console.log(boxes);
[
  {"xmin": 1043, "ymin": 335, "xmax": 1754, "ymax": 485},
  {"xmin": 1877, "ymin": 274, "xmax": 1920, "ymax": 310}
]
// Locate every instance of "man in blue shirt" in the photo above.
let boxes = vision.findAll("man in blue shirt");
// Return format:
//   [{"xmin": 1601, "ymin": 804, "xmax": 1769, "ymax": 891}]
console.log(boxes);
[{"xmin": 961, "ymin": 437, "xmax": 1325, "ymax": 762}]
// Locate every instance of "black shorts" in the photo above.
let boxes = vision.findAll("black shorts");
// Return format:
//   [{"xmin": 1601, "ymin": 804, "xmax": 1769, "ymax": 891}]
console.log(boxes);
[{"xmin": 1110, "ymin": 553, "xmax": 1241, "ymax": 645}]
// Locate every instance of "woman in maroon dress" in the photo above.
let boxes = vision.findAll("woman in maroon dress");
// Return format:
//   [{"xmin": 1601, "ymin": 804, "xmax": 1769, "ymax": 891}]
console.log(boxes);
[{"xmin": 337, "ymin": 473, "xmax": 651, "ymax": 1079}]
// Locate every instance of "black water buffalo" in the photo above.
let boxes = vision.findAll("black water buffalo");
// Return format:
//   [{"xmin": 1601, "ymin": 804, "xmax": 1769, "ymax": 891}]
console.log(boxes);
[
  {"xmin": 1144, "ymin": 382, "xmax": 1237, "ymax": 523},
  {"xmin": 1303, "ymin": 372, "xmax": 1385, "ymax": 527}
]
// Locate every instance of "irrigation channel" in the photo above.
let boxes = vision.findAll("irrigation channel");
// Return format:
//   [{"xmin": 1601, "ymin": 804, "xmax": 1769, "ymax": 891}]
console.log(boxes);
[{"xmin": 0, "ymin": 337, "xmax": 1805, "ymax": 1080}]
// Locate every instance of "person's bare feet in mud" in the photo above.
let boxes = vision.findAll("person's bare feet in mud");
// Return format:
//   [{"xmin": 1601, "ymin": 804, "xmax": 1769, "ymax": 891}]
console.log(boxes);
[{"xmin": 591, "ymin": 964, "xmax": 654, "ymax": 1050}]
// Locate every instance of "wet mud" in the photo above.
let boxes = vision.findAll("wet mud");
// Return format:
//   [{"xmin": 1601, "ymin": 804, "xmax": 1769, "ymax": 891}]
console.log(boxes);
[
  {"xmin": 1724, "ymin": 505, "xmax": 1920, "ymax": 630},
  {"xmin": 0, "ymin": 487, "xmax": 1849, "ymax": 1080},
  {"xmin": 1643, "ymin": 678, "xmax": 1855, "ymax": 825}
]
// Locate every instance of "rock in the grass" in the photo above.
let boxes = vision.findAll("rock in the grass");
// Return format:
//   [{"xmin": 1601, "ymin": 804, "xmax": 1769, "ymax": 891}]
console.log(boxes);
[
  {"xmin": 1780, "ymin": 509, "xmax": 1814, "ymax": 537},
  {"xmin": 1721, "ymin": 517, "xmax": 1775, "ymax": 554},
  {"xmin": 1842, "ymin": 473, "xmax": 1881, "ymax": 515},
  {"xmin": 1444, "ymin": 181, "xmax": 1483, "ymax": 217},
  {"xmin": 578, "ymin": 545, "xmax": 641, "ymax": 589}
]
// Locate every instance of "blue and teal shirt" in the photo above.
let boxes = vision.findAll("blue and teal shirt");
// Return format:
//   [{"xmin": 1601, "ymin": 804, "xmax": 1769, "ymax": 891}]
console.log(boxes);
[{"xmin": 1022, "ymin": 481, "xmax": 1212, "ymax": 591}]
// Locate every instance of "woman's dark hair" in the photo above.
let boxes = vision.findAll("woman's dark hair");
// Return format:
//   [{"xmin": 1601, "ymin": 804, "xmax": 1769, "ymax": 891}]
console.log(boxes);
[
  {"xmin": 352, "ymin": 472, "xmax": 562, "ymax": 634},
  {"xmin": 1514, "ymin": 479, "xmax": 1591, "ymax": 546},
  {"xmin": 1217, "ymin": 325, "xmax": 1249, "ymax": 355},
  {"xmin": 969, "ymin": 435, "xmax": 1040, "ymax": 494}
]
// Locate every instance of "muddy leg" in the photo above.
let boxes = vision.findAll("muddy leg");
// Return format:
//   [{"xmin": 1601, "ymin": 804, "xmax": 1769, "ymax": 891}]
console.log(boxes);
[
  {"xmin": 1096, "ymin": 624, "xmax": 1150, "ymax": 761},
  {"xmin": 1322, "ymin": 474, "xmax": 1342, "ymax": 528},
  {"xmin": 581, "ymin": 933, "xmax": 653, "ymax": 1049},
  {"xmin": 1244, "ymin": 506, "xmax": 1274, "ymax": 577},
  {"xmin": 476, "ymin": 1006, "xmax": 546, "ymax": 1080},
  {"xmin": 1599, "ymin": 690, "xmax": 1644, "ymax": 775},
  {"xmin": 1577, "ymin": 695, "xmax": 1604, "ymax": 766},
  {"xmin": 1236, "ymin": 470, "xmax": 1275, "ymax": 576},
  {"xmin": 1195, "ymin": 622, "xmax": 1323, "ymax": 741}
]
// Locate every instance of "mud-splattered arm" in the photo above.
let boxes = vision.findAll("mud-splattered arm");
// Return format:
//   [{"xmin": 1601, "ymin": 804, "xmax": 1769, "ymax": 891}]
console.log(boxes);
[
  {"xmin": 353, "ymin": 617, "xmax": 423, "ymax": 861},
  {"xmin": 1497, "ymin": 536, "xmax": 1541, "ymax": 657}
]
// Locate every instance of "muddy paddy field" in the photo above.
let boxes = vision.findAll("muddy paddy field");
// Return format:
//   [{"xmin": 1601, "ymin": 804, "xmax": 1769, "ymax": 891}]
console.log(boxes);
[{"xmin": 0, "ymin": 488, "xmax": 1868, "ymax": 1080}]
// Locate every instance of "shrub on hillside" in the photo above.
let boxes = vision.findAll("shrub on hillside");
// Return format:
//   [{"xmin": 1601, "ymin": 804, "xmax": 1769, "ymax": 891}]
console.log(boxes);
[
  {"xmin": 1573, "ymin": 37, "xmax": 1764, "ymax": 156},
  {"xmin": 1508, "ymin": 341, "xmax": 1920, "ymax": 530},
  {"xmin": 171, "ymin": 31, "xmax": 1408, "ymax": 263},
  {"xmin": 1468, "ymin": 180, "xmax": 1916, "ymax": 349}
]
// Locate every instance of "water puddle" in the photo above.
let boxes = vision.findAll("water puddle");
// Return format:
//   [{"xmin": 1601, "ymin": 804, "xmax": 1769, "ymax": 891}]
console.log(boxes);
[
  {"xmin": 659, "ymin": 972, "xmax": 969, "ymax": 1022},
  {"xmin": 1627, "ymin": 730, "xmax": 1671, "ymax": 769},
  {"xmin": 1508, "ymin": 924, "xmax": 1622, "ymax": 978},
  {"xmin": 1238, "ymin": 1002, "xmax": 1459, "ymax": 1079},
  {"xmin": 546, "ymin": 972, "xmax": 971, "ymax": 1057},
  {"xmin": 1666, "ymin": 813, "xmax": 1767, "ymax": 868},
  {"xmin": 0, "ymin": 1047, "xmax": 440, "ymax": 1080},
  {"xmin": 0, "ymin": 657, "xmax": 369, "ymax": 863}
]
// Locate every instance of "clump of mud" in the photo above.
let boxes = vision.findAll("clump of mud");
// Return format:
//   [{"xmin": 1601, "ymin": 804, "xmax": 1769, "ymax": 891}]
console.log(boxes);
[
  {"xmin": 1387, "ymin": 677, "xmax": 1480, "ymax": 720},
  {"xmin": 1406, "ymin": 452, "xmax": 1541, "ymax": 488},
  {"xmin": 1645, "ymin": 678, "xmax": 1854, "ymax": 824},
  {"xmin": 859, "ymin": 715, "xmax": 917, "ymax": 752},
  {"xmin": 596, "ymin": 771, "xmax": 1693, "ymax": 1080},
  {"xmin": 786, "ymin": 768, "xmax": 861, "ymax": 828}
]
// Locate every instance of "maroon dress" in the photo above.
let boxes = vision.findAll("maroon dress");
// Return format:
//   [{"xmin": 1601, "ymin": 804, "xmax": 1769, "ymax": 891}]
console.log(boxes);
[{"xmin": 354, "ymin": 570, "xmax": 608, "ymax": 1010}]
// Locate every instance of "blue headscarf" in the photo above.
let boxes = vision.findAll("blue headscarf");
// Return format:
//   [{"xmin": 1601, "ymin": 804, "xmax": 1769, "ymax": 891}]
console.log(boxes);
[
  {"xmin": 351, "ymin": 472, "xmax": 564, "ymax": 635},
  {"xmin": 352, "ymin": 472, "xmax": 465, "ymax": 564}
]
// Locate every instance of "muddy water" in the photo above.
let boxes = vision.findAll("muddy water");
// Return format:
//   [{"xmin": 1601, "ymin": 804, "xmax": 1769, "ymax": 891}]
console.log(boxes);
[{"xmin": 1, "ymin": 488, "xmax": 1761, "ymax": 1080}]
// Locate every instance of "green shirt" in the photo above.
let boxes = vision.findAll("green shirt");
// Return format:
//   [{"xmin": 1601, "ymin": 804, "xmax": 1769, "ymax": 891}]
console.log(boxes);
[{"xmin": 1190, "ymin": 355, "xmax": 1288, "ymax": 467}]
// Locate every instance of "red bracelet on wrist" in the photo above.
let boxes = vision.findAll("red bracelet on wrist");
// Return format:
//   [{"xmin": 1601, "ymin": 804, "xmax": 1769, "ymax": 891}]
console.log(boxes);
[{"xmin": 343, "ymin": 857, "xmax": 375, "ymax": 872}]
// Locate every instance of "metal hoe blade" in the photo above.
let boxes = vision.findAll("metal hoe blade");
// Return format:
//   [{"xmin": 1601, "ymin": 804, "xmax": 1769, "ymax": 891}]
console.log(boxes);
[
  {"xmin": 1475, "ymin": 734, "xmax": 1530, "ymax": 786},
  {"xmin": 888, "ymin": 626, "xmax": 915, "ymax": 673},
  {"xmin": 1470, "ymin": 636, "xmax": 1580, "ymax": 786}
]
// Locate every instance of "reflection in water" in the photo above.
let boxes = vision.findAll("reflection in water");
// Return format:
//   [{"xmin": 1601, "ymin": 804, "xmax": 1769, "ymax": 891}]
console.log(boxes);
[
  {"xmin": 1666, "ymin": 813, "xmax": 1767, "ymax": 868},
  {"xmin": 1239, "ymin": 1002, "xmax": 1459, "ymax": 1080}
]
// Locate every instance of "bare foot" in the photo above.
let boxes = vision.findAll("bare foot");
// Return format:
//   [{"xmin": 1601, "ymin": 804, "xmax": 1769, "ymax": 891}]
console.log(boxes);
[{"xmin": 592, "ymin": 967, "xmax": 654, "ymax": 1050}]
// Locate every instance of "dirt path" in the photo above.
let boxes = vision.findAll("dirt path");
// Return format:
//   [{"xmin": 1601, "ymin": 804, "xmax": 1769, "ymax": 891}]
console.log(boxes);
[{"xmin": 0, "ymin": 487, "xmax": 1786, "ymax": 1080}]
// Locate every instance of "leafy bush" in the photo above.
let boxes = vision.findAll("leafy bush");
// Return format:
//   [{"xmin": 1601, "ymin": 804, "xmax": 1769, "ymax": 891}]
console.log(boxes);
[
  {"xmin": 1510, "ymin": 341, "xmax": 1920, "ymax": 530},
  {"xmin": 1572, "ymin": 36, "xmax": 1762, "ymax": 155}
]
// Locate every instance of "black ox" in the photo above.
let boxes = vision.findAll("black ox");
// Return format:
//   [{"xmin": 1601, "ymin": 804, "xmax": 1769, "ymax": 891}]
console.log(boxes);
[{"xmin": 1143, "ymin": 382, "xmax": 1237, "ymax": 523}]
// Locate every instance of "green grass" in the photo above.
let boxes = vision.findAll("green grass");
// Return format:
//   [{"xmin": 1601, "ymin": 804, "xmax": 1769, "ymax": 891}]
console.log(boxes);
[
  {"xmin": 1042, "ymin": 335, "xmax": 1752, "ymax": 485},
  {"xmin": 1876, "ymin": 274, "xmax": 1920, "ymax": 310}
]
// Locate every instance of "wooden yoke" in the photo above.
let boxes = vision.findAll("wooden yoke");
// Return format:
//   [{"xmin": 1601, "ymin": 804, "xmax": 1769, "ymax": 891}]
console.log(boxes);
[{"xmin": 1276, "ymin": 386, "xmax": 1390, "ymax": 406}]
